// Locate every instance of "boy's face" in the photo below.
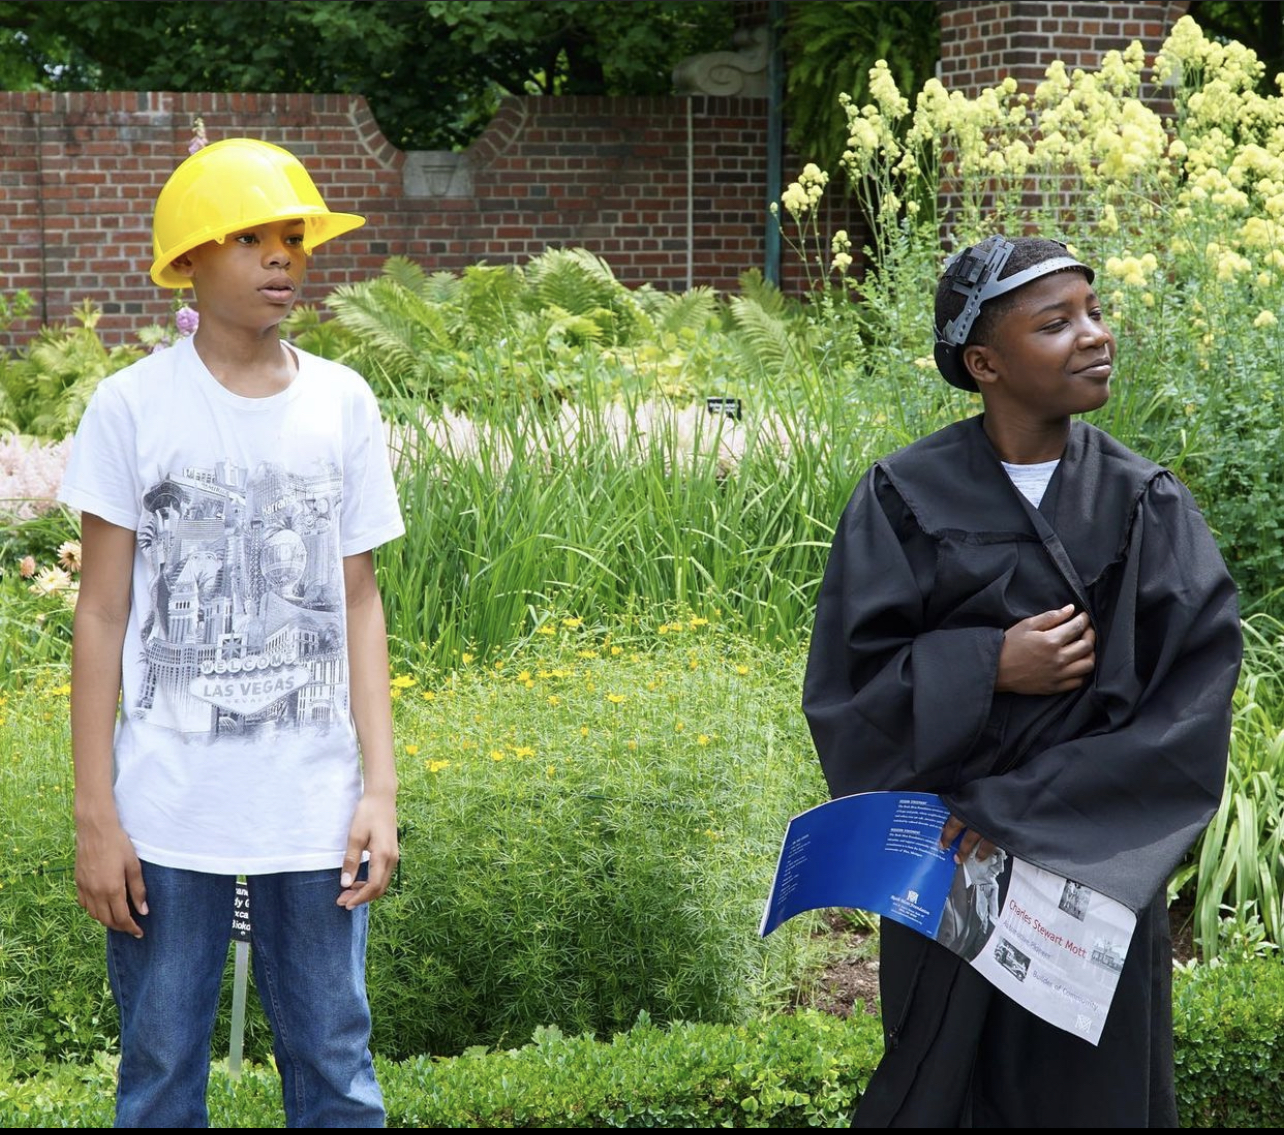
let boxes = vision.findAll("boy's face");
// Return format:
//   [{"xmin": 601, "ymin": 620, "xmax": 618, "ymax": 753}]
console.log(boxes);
[
  {"xmin": 171, "ymin": 218, "xmax": 307, "ymax": 332},
  {"xmin": 963, "ymin": 270, "xmax": 1115, "ymax": 423}
]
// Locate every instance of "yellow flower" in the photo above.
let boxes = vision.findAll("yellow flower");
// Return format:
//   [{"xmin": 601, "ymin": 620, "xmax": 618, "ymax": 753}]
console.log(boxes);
[
  {"xmin": 606, "ymin": 693, "xmax": 626, "ymax": 704},
  {"xmin": 736, "ymin": 664, "xmax": 750, "ymax": 675},
  {"xmin": 404, "ymin": 744, "xmax": 420, "ymax": 756},
  {"xmin": 688, "ymin": 617, "xmax": 708, "ymax": 628},
  {"xmin": 513, "ymin": 746, "xmax": 535, "ymax": 759},
  {"xmin": 461, "ymin": 652, "xmax": 475, "ymax": 665},
  {"xmin": 421, "ymin": 690, "xmax": 436, "ymax": 701},
  {"xmin": 426, "ymin": 759, "xmax": 451, "ymax": 773},
  {"xmin": 577, "ymin": 649, "xmax": 597, "ymax": 659},
  {"xmin": 390, "ymin": 674, "xmax": 416, "ymax": 689},
  {"xmin": 562, "ymin": 617, "xmax": 584, "ymax": 628},
  {"xmin": 697, "ymin": 734, "xmax": 710, "ymax": 746},
  {"xmin": 547, "ymin": 695, "xmax": 561, "ymax": 707},
  {"xmin": 610, "ymin": 646, "xmax": 623, "ymax": 656},
  {"xmin": 490, "ymin": 750, "xmax": 506, "ymax": 762},
  {"xmin": 1254, "ymin": 310, "xmax": 1278, "ymax": 328},
  {"xmin": 537, "ymin": 625, "xmax": 556, "ymax": 635}
]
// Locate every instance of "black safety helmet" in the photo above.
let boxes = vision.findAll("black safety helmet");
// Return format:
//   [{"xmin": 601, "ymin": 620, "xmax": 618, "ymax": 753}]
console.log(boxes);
[{"xmin": 933, "ymin": 235, "xmax": 1095, "ymax": 392}]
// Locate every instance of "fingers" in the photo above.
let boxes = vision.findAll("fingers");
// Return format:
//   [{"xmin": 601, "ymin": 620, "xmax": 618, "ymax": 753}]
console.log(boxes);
[
  {"xmin": 78, "ymin": 879, "xmax": 144, "ymax": 938},
  {"xmin": 1026, "ymin": 603, "xmax": 1077, "ymax": 630},
  {"xmin": 940, "ymin": 815, "xmax": 966, "ymax": 850},
  {"xmin": 341, "ymin": 845, "xmax": 399, "ymax": 910},
  {"xmin": 125, "ymin": 857, "xmax": 148, "ymax": 920},
  {"xmin": 941, "ymin": 815, "xmax": 998, "ymax": 864},
  {"xmin": 1044, "ymin": 610, "xmax": 1092, "ymax": 646},
  {"xmin": 957, "ymin": 828, "xmax": 986, "ymax": 863},
  {"xmin": 337, "ymin": 855, "xmax": 397, "ymax": 910}
]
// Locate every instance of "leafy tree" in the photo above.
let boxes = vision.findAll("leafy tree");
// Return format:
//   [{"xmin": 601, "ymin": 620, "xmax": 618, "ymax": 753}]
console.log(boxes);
[
  {"xmin": 0, "ymin": 0, "xmax": 734, "ymax": 150},
  {"xmin": 782, "ymin": 1, "xmax": 939, "ymax": 178}
]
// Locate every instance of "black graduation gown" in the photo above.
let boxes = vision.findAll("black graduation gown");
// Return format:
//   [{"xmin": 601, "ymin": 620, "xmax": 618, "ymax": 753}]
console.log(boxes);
[{"xmin": 802, "ymin": 415, "xmax": 1242, "ymax": 1127}]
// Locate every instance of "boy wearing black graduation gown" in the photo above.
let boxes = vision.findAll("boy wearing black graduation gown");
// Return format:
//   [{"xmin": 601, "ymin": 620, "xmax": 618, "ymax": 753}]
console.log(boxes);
[{"xmin": 802, "ymin": 236, "xmax": 1242, "ymax": 1127}]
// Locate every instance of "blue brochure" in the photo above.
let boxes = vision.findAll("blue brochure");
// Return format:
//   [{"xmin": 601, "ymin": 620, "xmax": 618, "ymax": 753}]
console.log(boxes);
[{"xmin": 758, "ymin": 791, "xmax": 959, "ymax": 938}]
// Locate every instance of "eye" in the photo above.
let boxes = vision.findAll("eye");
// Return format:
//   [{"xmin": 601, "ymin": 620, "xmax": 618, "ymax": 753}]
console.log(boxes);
[
  {"xmin": 233, "ymin": 232, "xmax": 258, "ymax": 246},
  {"xmin": 285, "ymin": 234, "xmax": 306, "ymax": 247}
]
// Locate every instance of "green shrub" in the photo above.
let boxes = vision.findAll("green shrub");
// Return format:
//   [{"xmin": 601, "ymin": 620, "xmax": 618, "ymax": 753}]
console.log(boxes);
[
  {"xmin": 368, "ymin": 622, "xmax": 826, "ymax": 1058},
  {"xmin": 1173, "ymin": 954, "xmax": 1284, "ymax": 1127},
  {"xmin": 4, "ymin": 957, "xmax": 1282, "ymax": 1128}
]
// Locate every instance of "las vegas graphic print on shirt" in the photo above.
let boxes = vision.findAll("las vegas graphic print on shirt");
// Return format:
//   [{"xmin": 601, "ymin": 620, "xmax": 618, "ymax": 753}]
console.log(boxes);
[{"xmin": 134, "ymin": 458, "xmax": 347, "ymax": 740}]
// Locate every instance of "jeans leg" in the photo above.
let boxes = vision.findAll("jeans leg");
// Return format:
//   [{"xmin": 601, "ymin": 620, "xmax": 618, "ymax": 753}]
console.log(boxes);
[
  {"xmin": 248, "ymin": 868, "xmax": 385, "ymax": 1128},
  {"xmin": 107, "ymin": 863, "xmax": 234, "ymax": 1128}
]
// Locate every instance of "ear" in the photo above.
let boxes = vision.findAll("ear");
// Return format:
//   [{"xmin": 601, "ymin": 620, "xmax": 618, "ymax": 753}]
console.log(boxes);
[
  {"xmin": 962, "ymin": 344, "xmax": 1000, "ymax": 388},
  {"xmin": 169, "ymin": 252, "xmax": 197, "ymax": 280}
]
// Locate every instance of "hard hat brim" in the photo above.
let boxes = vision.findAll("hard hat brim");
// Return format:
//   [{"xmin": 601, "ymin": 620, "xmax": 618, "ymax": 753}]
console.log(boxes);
[{"xmin": 151, "ymin": 209, "xmax": 366, "ymax": 289}]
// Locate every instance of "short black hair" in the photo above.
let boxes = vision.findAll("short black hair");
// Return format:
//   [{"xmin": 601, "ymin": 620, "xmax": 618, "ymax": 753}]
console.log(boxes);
[{"xmin": 935, "ymin": 236, "xmax": 1092, "ymax": 348}]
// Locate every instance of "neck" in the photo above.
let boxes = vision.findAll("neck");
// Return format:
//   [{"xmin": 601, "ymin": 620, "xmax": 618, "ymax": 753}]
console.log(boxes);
[
  {"xmin": 982, "ymin": 414, "xmax": 1071, "ymax": 464},
  {"xmin": 191, "ymin": 326, "xmax": 296, "ymax": 397}
]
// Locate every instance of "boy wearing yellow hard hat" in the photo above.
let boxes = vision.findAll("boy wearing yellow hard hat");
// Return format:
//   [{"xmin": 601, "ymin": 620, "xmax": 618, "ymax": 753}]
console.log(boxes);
[{"xmin": 59, "ymin": 137, "xmax": 402, "ymax": 1127}]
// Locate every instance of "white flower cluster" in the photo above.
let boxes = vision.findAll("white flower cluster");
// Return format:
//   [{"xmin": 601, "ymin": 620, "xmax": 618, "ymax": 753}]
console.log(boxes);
[{"xmin": 0, "ymin": 435, "xmax": 71, "ymax": 521}]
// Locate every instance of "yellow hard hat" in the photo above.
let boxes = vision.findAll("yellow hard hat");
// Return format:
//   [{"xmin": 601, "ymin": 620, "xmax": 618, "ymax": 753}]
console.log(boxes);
[{"xmin": 150, "ymin": 137, "xmax": 365, "ymax": 289}]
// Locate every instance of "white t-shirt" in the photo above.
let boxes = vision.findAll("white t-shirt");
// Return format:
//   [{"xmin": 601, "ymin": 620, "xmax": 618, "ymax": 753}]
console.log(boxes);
[
  {"xmin": 1000, "ymin": 458, "xmax": 1060, "ymax": 508},
  {"xmin": 58, "ymin": 336, "xmax": 405, "ymax": 874}
]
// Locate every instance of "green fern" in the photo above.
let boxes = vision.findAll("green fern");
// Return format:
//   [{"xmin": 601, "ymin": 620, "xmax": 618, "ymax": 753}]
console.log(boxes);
[
  {"xmin": 0, "ymin": 300, "xmax": 141, "ymax": 439},
  {"xmin": 381, "ymin": 254, "xmax": 432, "ymax": 295},
  {"xmin": 650, "ymin": 286, "xmax": 721, "ymax": 338},
  {"xmin": 728, "ymin": 294, "xmax": 806, "ymax": 376}
]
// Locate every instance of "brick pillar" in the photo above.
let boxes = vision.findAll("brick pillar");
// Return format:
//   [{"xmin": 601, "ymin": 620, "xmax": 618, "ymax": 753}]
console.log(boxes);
[{"xmin": 937, "ymin": 1, "xmax": 1191, "ymax": 96}]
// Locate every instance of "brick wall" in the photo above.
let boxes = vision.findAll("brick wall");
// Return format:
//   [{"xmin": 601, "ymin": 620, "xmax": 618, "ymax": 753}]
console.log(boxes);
[
  {"xmin": 938, "ymin": 0, "xmax": 1191, "ymax": 94},
  {"xmin": 2, "ymin": 89, "xmax": 861, "ymax": 349}
]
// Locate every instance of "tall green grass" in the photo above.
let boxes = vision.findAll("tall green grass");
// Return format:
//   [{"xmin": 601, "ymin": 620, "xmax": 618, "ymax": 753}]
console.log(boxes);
[{"xmin": 1176, "ymin": 612, "xmax": 1284, "ymax": 959}]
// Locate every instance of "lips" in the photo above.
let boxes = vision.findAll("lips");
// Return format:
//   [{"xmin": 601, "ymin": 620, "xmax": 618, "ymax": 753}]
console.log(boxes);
[
  {"xmin": 1076, "ymin": 357, "xmax": 1113, "ymax": 375},
  {"xmin": 260, "ymin": 278, "xmax": 297, "ymax": 302}
]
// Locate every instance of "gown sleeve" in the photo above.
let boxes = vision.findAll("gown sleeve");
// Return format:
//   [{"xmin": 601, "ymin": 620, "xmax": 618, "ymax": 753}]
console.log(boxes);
[{"xmin": 802, "ymin": 466, "xmax": 1006, "ymax": 799}]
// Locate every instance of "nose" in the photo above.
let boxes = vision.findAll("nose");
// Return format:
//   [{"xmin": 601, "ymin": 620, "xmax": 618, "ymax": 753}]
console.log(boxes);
[
  {"xmin": 1076, "ymin": 314, "xmax": 1111, "ymax": 347},
  {"xmin": 262, "ymin": 236, "xmax": 292, "ymax": 267}
]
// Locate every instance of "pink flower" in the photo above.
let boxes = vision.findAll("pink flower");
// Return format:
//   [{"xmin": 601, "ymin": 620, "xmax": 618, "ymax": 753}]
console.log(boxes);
[
  {"xmin": 175, "ymin": 306, "xmax": 199, "ymax": 336},
  {"xmin": 19, "ymin": 555, "xmax": 36, "ymax": 578},
  {"xmin": 188, "ymin": 116, "xmax": 208, "ymax": 155}
]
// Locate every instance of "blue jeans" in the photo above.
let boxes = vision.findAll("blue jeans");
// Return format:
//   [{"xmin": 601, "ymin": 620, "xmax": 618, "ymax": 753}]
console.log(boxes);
[{"xmin": 106, "ymin": 862, "xmax": 385, "ymax": 1128}]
